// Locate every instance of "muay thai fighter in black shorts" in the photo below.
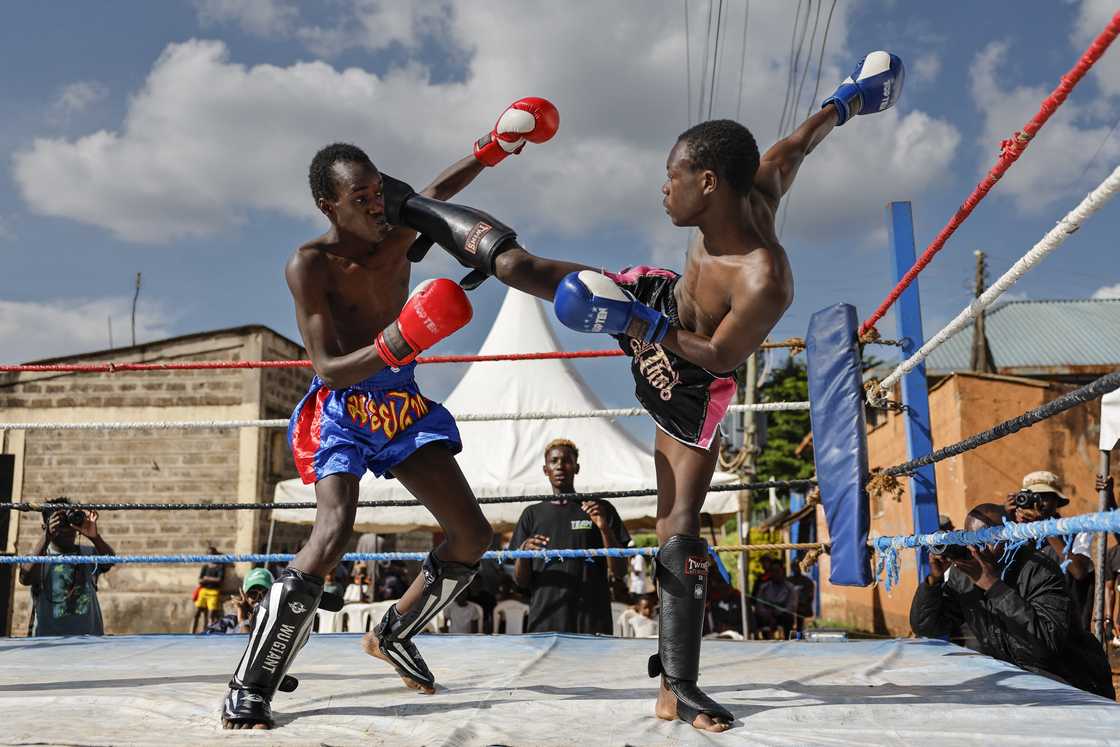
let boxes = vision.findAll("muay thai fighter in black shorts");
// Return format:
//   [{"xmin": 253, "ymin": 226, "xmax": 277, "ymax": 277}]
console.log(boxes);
[{"xmin": 387, "ymin": 51, "xmax": 904, "ymax": 732}]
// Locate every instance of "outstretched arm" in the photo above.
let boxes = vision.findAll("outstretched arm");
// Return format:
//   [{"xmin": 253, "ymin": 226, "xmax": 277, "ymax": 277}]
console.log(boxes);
[
  {"xmin": 419, "ymin": 155, "xmax": 485, "ymax": 202},
  {"xmin": 752, "ymin": 107, "xmax": 838, "ymax": 208}
]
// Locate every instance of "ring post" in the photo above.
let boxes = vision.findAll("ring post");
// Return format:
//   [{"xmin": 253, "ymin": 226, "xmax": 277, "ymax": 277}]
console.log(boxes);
[{"xmin": 887, "ymin": 201, "xmax": 940, "ymax": 582}]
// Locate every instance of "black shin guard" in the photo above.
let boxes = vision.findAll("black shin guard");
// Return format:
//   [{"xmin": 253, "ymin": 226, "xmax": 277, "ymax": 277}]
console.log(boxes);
[
  {"xmin": 223, "ymin": 569, "xmax": 322, "ymax": 725},
  {"xmin": 374, "ymin": 552, "xmax": 478, "ymax": 688},
  {"xmin": 648, "ymin": 535, "xmax": 734, "ymax": 725}
]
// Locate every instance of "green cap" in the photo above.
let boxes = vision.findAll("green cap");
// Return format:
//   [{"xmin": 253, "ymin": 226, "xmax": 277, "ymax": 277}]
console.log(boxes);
[{"xmin": 242, "ymin": 568, "xmax": 275, "ymax": 593}]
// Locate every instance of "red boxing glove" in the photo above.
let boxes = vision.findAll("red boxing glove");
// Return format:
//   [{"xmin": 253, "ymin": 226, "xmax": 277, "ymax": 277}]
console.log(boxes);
[
  {"xmin": 474, "ymin": 96, "xmax": 560, "ymax": 167},
  {"xmin": 374, "ymin": 279, "xmax": 473, "ymax": 367}
]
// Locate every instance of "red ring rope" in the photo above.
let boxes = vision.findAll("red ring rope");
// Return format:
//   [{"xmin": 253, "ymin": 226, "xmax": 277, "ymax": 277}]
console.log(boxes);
[{"xmin": 859, "ymin": 10, "xmax": 1120, "ymax": 336}]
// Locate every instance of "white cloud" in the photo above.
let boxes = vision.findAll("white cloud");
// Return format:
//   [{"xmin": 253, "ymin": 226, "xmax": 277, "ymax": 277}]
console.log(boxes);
[
  {"xmin": 912, "ymin": 54, "xmax": 942, "ymax": 86},
  {"xmin": 14, "ymin": 2, "xmax": 959, "ymax": 257},
  {"xmin": 969, "ymin": 40, "xmax": 1120, "ymax": 212},
  {"xmin": 51, "ymin": 81, "xmax": 108, "ymax": 117},
  {"xmin": 1072, "ymin": 0, "xmax": 1120, "ymax": 98},
  {"xmin": 195, "ymin": 0, "xmax": 298, "ymax": 37},
  {"xmin": 1092, "ymin": 282, "xmax": 1120, "ymax": 299},
  {"xmin": 0, "ymin": 297, "xmax": 173, "ymax": 362},
  {"xmin": 296, "ymin": 0, "xmax": 451, "ymax": 57}
]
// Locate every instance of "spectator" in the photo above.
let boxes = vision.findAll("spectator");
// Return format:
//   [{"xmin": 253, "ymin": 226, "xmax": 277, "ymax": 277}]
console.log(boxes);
[
  {"xmin": 443, "ymin": 595, "xmax": 484, "ymax": 634},
  {"xmin": 192, "ymin": 546, "xmax": 227, "ymax": 634},
  {"xmin": 628, "ymin": 540, "xmax": 654, "ymax": 596},
  {"xmin": 323, "ymin": 564, "xmax": 348, "ymax": 599},
  {"xmin": 494, "ymin": 581, "xmax": 529, "ymax": 634},
  {"xmin": 1097, "ymin": 473, "xmax": 1120, "ymax": 642},
  {"xmin": 910, "ymin": 503, "xmax": 1114, "ymax": 699},
  {"xmin": 626, "ymin": 592, "xmax": 659, "ymax": 638},
  {"xmin": 1006, "ymin": 470, "xmax": 1094, "ymax": 629},
  {"xmin": 18, "ymin": 498, "xmax": 115, "ymax": 637},
  {"xmin": 753, "ymin": 561, "xmax": 797, "ymax": 639},
  {"xmin": 206, "ymin": 568, "xmax": 275, "ymax": 635},
  {"xmin": 375, "ymin": 561, "xmax": 409, "ymax": 601},
  {"xmin": 705, "ymin": 568, "xmax": 743, "ymax": 635},
  {"xmin": 787, "ymin": 563, "xmax": 816, "ymax": 634},
  {"xmin": 509, "ymin": 438, "xmax": 630, "ymax": 634},
  {"xmin": 346, "ymin": 561, "xmax": 371, "ymax": 603}
]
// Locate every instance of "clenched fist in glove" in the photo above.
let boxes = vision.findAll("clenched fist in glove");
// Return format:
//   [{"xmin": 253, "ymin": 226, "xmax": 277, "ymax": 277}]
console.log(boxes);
[{"xmin": 474, "ymin": 97, "xmax": 560, "ymax": 166}]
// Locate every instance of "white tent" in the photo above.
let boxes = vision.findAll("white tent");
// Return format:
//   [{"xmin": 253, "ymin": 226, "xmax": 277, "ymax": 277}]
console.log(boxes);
[
  {"xmin": 272, "ymin": 288, "xmax": 741, "ymax": 532},
  {"xmin": 1101, "ymin": 386, "xmax": 1120, "ymax": 452}
]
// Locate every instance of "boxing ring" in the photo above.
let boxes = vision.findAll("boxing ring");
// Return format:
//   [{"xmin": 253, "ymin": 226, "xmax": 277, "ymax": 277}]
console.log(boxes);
[
  {"xmin": 4, "ymin": 634, "xmax": 1118, "ymax": 746},
  {"xmin": 4, "ymin": 11, "xmax": 1120, "ymax": 745}
]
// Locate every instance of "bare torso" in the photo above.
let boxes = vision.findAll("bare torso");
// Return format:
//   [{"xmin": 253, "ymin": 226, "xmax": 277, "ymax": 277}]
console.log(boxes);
[
  {"xmin": 673, "ymin": 190, "xmax": 793, "ymax": 342},
  {"xmin": 290, "ymin": 234, "xmax": 411, "ymax": 355}
]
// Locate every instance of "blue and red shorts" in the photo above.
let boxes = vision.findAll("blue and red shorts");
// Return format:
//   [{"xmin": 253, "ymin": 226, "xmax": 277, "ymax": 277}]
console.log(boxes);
[
  {"xmin": 604, "ymin": 266, "xmax": 736, "ymax": 449},
  {"xmin": 288, "ymin": 363, "xmax": 461, "ymax": 484}
]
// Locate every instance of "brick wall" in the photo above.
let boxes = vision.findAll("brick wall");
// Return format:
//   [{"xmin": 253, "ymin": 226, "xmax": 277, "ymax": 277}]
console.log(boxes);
[
  {"xmin": 1, "ymin": 326, "xmax": 310, "ymax": 635},
  {"xmin": 819, "ymin": 372, "xmax": 1106, "ymax": 635}
]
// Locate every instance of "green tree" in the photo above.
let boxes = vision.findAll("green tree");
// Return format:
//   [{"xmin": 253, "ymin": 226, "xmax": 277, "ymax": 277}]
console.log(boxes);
[{"xmin": 754, "ymin": 359, "xmax": 813, "ymax": 511}]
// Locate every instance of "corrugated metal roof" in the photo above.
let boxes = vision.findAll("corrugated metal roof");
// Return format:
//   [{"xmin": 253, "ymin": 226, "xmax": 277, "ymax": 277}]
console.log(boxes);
[{"xmin": 926, "ymin": 299, "xmax": 1120, "ymax": 373}]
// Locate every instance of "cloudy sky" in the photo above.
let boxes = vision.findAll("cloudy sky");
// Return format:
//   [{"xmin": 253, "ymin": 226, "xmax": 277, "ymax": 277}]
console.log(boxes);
[{"xmin": 2, "ymin": 1, "xmax": 1119, "ymax": 440}]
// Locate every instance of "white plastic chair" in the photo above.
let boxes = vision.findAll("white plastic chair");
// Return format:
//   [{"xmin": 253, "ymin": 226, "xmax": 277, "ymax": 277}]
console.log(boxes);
[{"xmin": 315, "ymin": 608, "xmax": 341, "ymax": 633}]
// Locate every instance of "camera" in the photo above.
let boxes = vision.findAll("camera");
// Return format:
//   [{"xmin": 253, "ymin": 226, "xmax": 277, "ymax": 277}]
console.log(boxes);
[
  {"xmin": 47, "ymin": 507, "xmax": 86, "ymax": 529},
  {"xmin": 63, "ymin": 508, "xmax": 87, "ymax": 527},
  {"xmin": 1012, "ymin": 490, "xmax": 1041, "ymax": 509},
  {"xmin": 930, "ymin": 543, "xmax": 970, "ymax": 562}
]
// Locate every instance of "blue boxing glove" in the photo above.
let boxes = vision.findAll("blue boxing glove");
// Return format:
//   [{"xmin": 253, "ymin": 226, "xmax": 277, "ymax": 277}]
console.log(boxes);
[
  {"xmin": 822, "ymin": 51, "xmax": 905, "ymax": 126},
  {"xmin": 554, "ymin": 271, "xmax": 669, "ymax": 343}
]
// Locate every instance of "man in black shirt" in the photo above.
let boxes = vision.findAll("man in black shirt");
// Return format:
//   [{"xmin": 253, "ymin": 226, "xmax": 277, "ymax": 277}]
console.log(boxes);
[
  {"xmin": 509, "ymin": 439, "xmax": 630, "ymax": 634},
  {"xmin": 911, "ymin": 503, "xmax": 1114, "ymax": 699}
]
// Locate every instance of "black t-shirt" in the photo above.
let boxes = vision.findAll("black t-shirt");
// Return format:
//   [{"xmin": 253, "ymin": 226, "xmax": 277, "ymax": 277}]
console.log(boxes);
[
  {"xmin": 508, "ymin": 500, "xmax": 630, "ymax": 634},
  {"xmin": 199, "ymin": 563, "xmax": 226, "ymax": 590},
  {"xmin": 1106, "ymin": 543, "xmax": 1120, "ymax": 580}
]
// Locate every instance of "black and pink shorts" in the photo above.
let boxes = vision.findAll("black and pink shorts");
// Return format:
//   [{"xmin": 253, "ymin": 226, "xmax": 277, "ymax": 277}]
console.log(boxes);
[{"xmin": 603, "ymin": 266, "xmax": 736, "ymax": 449}]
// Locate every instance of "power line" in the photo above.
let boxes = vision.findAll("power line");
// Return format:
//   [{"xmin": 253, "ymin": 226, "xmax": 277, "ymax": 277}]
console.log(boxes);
[
  {"xmin": 777, "ymin": 0, "xmax": 805, "ymax": 141},
  {"xmin": 780, "ymin": 0, "xmax": 814, "ymax": 138},
  {"xmin": 806, "ymin": 0, "xmax": 837, "ymax": 118},
  {"xmin": 685, "ymin": 0, "xmax": 692, "ymax": 126},
  {"xmin": 707, "ymin": 0, "xmax": 725, "ymax": 121},
  {"xmin": 735, "ymin": 0, "xmax": 751, "ymax": 121},
  {"xmin": 791, "ymin": 0, "xmax": 822, "ymax": 127},
  {"xmin": 697, "ymin": 0, "xmax": 714, "ymax": 124}
]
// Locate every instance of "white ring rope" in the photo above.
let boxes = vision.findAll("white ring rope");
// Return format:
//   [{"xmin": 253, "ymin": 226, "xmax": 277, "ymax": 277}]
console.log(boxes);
[
  {"xmin": 877, "ymin": 162, "xmax": 1120, "ymax": 394},
  {"xmin": 0, "ymin": 401, "xmax": 810, "ymax": 431}
]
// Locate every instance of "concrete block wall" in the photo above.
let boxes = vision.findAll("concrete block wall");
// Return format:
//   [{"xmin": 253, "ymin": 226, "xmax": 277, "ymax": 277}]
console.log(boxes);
[{"xmin": 2, "ymin": 326, "xmax": 312, "ymax": 635}]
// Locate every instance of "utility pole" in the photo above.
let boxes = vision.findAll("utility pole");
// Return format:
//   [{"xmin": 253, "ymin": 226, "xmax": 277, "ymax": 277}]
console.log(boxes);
[
  {"xmin": 737, "ymin": 351, "xmax": 759, "ymax": 639},
  {"xmin": 970, "ymin": 251, "xmax": 993, "ymax": 373},
  {"xmin": 131, "ymin": 272, "xmax": 142, "ymax": 347}
]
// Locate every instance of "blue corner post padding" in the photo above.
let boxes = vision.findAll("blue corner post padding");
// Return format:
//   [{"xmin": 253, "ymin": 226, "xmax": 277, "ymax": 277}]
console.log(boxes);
[{"xmin": 805, "ymin": 303, "xmax": 872, "ymax": 586}]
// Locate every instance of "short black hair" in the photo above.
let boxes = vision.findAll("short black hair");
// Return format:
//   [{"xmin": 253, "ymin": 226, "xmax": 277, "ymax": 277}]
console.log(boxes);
[
  {"xmin": 676, "ymin": 119, "xmax": 759, "ymax": 195},
  {"xmin": 309, "ymin": 142, "xmax": 374, "ymax": 203}
]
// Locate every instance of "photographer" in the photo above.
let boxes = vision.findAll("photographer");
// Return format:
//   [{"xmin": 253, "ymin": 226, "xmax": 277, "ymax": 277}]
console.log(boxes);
[
  {"xmin": 910, "ymin": 503, "xmax": 1113, "ymax": 698},
  {"xmin": 18, "ymin": 497, "xmax": 116, "ymax": 637},
  {"xmin": 1006, "ymin": 471, "xmax": 1094, "ymax": 629}
]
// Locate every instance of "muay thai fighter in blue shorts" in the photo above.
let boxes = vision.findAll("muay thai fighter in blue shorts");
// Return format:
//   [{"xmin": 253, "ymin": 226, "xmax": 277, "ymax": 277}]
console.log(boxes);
[{"xmin": 220, "ymin": 97, "xmax": 559, "ymax": 730}]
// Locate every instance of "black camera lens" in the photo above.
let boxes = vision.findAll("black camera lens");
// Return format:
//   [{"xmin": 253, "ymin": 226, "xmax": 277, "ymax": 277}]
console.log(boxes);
[
  {"xmin": 930, "ymin": 543, "xmax": 970, "ymax": 561},
  {"xmin": 1013, "ymin": 491, "xmax": 1037, "ymax": 509},
  {"xmin": 64, "ymin": 509, "xmax": 86, "ymax": 526}
]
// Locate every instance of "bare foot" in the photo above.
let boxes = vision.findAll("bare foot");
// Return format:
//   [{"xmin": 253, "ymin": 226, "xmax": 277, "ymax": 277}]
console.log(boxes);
[
  {"xmin": 221, "ymin": 719, "xmax": 270, "ymax": 730},
  {"xmin": 361, "ymin": 632, "xmax": 436, "ymax": 694},
  {"xmin": 655, "ymin": 678, "xmax": 732, "ymax": 733}
]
